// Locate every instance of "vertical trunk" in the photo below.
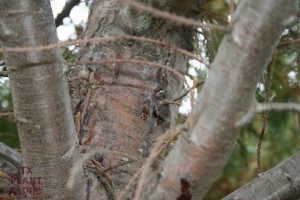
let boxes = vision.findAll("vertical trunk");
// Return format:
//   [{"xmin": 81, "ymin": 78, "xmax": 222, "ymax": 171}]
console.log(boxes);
[
  {"xmin": 0, "ymin": 1, "xmax": 84, "ymax": 199},
  {"xmin": 70, "ymin": 0, "xmax": 201, "ymax": 198}
]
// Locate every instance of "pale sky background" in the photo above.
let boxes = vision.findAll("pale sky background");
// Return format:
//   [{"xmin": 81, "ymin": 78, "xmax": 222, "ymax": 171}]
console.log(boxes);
[{"xmin": 51, "ymin": 0, "xmax": 89, "ymax": 41}]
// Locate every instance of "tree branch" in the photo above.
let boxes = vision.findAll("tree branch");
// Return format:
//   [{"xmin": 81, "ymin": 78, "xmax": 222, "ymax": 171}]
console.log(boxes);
[
  {"xmin": 236, "ymin": 102, "xmax": 300, "ymax": 128},
  {"xmin": 257, "ymin": 103, "xmax": 300, "ymax": 113},
  {"xmin": 142, "ymin": 0, "xmax": 298, "ymax": 199},
  {"xmin": 223, "ymin": 151, "xmax": 300, "ymax": 200},
  {"xmin": 0, "ymin": 35, "xmax": 208, "ymax": 65},
  {"xmin": 0, "ymin": 142, "xmax": 22, "ymax": 170},
  {"xmin": 120, "ymin": 0, "xmax": 229, "ymax": 31},
  {"xmin": 0, "ymin": 0, "xmax": 85, "ymax": 198},
  {"xmin": 0, "ymin": 71, "xmax": 8, "ymax": 77},
  {"xmin": 257, "ymin": 54, "xmax": 275, "ymax": 173},
  {"xmin": 0, "ymin": 110, "xmax": 14, "ymax": 118},
  {"xmin": 278, "ymin": 38, "xmax": 300, "ymax": 48}
]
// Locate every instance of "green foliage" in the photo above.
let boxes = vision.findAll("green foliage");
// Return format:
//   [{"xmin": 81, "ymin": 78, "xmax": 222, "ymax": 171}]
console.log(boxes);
[
  {"xmin": 194, "ymin": 0, "xmax": 300, "ymax": 199},
  {"xmin": 0, "ymin": 79, "xmax": 20, "ymax": 148},
  {"xmin": 176, "ymin": 1, "xmax": 300, "ymax": 197}
]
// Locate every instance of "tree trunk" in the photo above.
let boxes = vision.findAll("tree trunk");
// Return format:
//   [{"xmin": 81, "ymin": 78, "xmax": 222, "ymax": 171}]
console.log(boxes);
[
  {"xmin": 1, "ymin": 0, "xmax": 298, "ymax": 199},
  {"xmin": 0, "ymin": 1, "xmax": 84, "ymax": 199},
  {"xmin": 69, "ymin": 0, "xmax": 204, "ymax": 199}
]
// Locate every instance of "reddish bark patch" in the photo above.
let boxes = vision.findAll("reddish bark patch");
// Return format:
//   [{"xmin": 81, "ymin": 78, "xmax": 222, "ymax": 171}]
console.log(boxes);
[{"xmin": 177, "ymin": 178, "xmax": 192, "ymax": 200}]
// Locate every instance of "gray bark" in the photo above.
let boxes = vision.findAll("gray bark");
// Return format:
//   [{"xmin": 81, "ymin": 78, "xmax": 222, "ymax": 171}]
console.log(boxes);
[
  {"xmin": 0, "ymin": 0, "xmax": 84, "ymax": 199},
  {"xmin": 223, "ymin": 151, "xmax": 300, "ymax": 200},
  {"xmin": 0, "ymin": 0, "xmax": 298, "ymax": 199},
  {"xmin": 142, "ymin": 0, "xmax": 298, "ymax": 199},
  {"xmin": 0, "ymin": 142, "xmax": 22, "ymax": 173}
]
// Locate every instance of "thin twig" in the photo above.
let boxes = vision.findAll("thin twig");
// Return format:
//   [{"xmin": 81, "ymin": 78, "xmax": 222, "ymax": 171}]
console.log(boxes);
[
  {"xmin": 133, "ymin": 125, "xmax": 185, "ymax": 200},
  {"xmin": 0, "ymin": 110, "xmax": 14, "ymax": 118},
  {"xmin": 277, "ymin": 38, "xmax": 300, "ymax": 48},
  {"xmin": 201, "ymin": 8, "xmax": 228, "ymax": 23},
  {"xmin": 79, "ymin": 147, "xmax": 138, "ymax": 164},
  {"xmin": 117, "ymin": 170, "xmax": 141, "ymax": 200},
  {"xmin": 173, "ymin": 80, "xmax": 204, "ymax": 102},
  {"xmin": 298, "ymin": 112, "xmax": 300, "ymax": 129},
  {"xmin": 257, "ymin": 52, "xmax": 275, "ymax": 173},
  {"xmin": 0, "ymin": 35, "xmax": 208, "ymax": 65},
  {"xmin": 234, "ymin": 101, "xmax": 258, "ymax": 128},
  {"xmin": 236, "ymin": 102, "xmax": 300, "ymax": 128},
  {"xmin": 158, "ymin": 80, "xmax": 204, "ymax": 109},
  {"xmin": 124, "ymin": 36, "xmax": 208, "ymax": 66},
  {"xmin": 75, "ymin": 112, "xmax": 81, "ymax": 141},
  {"xmin": 67, "ymin": 148, "xmax": 137, "ymax": 189},
  {"xmin": 257, "ymin": 115, "xmax": 266, "ymax": 173},
  {"xmin": 159, "ymin": 99, "xmax": 181, "ymax": 107},
  {"xmin": 81, "ymin": 88, "xmax": 92, "ymax": 122},
  {"xmin": 95, "ymin": 160, "xmax": 134, "ymax": 176},
  {"xmin": 120, "ymin": 0, "xmax": 230, "ymax": 32},
  {"xmin": 84, "ymin": 119, "xmax": 96, "ymax": 145},
  {"xmin": 0, "ymin": 71, "xmax": 8, "ymax": 77},
  {"xmin": 74, "ymin": 59, "xmax": 192, "ymax": 94},
  {"xmin": 0, "ymin": 142, "xmax": 22, "ymax": 169},
  {"xmin": 257, "ymin": 103, "xmax": 300, "ymax": 113}
]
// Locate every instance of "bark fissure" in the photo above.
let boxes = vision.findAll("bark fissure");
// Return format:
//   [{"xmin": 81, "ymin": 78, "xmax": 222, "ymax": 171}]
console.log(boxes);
[{"xmin": 69, "ymin": 0, "xmax": 201, "ymax": 198}]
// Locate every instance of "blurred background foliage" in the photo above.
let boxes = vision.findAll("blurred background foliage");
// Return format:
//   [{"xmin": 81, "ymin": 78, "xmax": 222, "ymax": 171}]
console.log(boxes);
[
  {"xmin": 0, "ymin": 0, "xmax": 299, "ymax": 199},
  {"xmin": 0, "ymin": 53, "xmax": 20, "ymax": 149},
  {"xmin": 200, "ymin": 0, "xmax": 300, "ymax": 199}
]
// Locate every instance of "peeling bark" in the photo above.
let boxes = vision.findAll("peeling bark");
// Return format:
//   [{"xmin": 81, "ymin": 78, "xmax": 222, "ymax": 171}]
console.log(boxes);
[{"xmin": 69, "ymin": 0, "xmax": 204, "ymax": 198}]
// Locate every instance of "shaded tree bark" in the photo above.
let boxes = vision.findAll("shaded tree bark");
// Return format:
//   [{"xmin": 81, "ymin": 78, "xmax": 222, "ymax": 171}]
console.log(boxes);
[
  {"xmin": 0, "ymin": 0, "xmax": 299, "ymax": 199},
  {"xmin": 0, "ymin": 0, "xmax": 84, "ymax": 199},
  {"xmin": 0, "ymin": 142, "xmax": 21, "ymax": 173},
  {"xmin": 141, "ymin": 0, "xmax": 298, "ymax": 199},
  {"xmin": 223, "ymin": 151, "xmax": 300, "ymax": 200},
  {"xmin": 69, "ymin": 0, "xmax": 205, "ymax": 198}
]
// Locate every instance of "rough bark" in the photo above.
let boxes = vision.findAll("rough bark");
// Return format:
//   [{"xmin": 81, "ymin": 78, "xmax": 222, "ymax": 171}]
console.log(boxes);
[
  {"xmin": 69, "ymin": 0, "xmax": 204, "ymax": 198},
  {"xmin": 0, "ymin": 0, "xmax": 84, "ymax": 199},
  {"xmin": 0, "ymin": 0, "xmax": 298, "ymax": 199},
  {"xmin": 223, "ymin": 151, "xmax": 300, "ymax": 200},
  {"xmin": 0, "ymin": 142, "xmax": 22, "ymax": 173},
  {"xmin": 141, "ymin": 0, "xmax": 298, "ymax": 199}
]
